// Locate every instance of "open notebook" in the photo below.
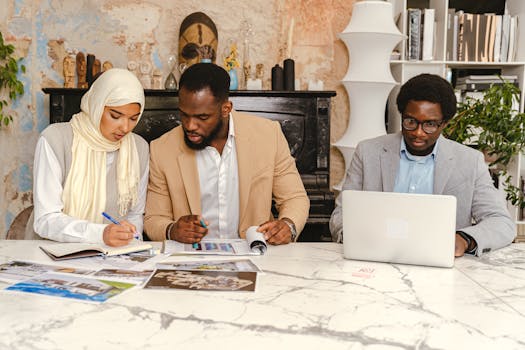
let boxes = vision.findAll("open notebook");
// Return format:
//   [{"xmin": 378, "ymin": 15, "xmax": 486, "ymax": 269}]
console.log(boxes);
[{"xmin": 40, "ymin": 241, "xmax": 152, "ymax": 261}]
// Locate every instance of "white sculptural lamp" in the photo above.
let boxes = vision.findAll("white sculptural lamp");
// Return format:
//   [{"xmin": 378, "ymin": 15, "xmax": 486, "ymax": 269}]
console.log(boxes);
[{"xmin": 333, "ymin": 0, "xmax": 404, "ymax": 190}]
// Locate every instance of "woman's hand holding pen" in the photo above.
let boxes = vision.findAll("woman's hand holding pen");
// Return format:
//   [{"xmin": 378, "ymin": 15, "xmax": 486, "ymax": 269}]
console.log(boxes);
[
  {"xmin": 103, "ymin": 220, "xmax": 136, "ymax": 247},
  {"xmin": 168, "ymin": 215, "xmax": 208, "ymax": 243}
]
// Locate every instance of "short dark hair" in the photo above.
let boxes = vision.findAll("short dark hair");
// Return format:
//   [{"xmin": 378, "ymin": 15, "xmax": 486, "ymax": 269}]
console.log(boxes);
[
  {"xmin": 396, "ymin": 73, "xmax": 457, "ymax": 121},
  {"xmin": 178, "ymin": 63, "xmax": 230, "ymax": 103}
]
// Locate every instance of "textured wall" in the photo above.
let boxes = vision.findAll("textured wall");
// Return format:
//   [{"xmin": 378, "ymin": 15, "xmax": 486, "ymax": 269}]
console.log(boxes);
[{"xmin": 0, "ymin": 0, "xmax": 356, "ymax": 237}]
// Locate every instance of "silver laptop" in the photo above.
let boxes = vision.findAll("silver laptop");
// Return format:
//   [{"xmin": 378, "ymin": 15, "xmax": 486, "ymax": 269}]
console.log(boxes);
[{"xmin": 342, "ymin": 190, "xmax": 457, "ymax": 268}]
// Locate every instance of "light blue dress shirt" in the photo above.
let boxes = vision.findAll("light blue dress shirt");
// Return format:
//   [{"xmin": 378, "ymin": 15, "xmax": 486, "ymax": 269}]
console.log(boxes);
[{"xmin": 393, "ymin": 138, "xmax": 439, "ymax": 194}]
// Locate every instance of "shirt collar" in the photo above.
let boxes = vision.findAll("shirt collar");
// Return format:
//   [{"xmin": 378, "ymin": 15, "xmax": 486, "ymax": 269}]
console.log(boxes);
[
  {"xmin": 227, "ymin": 112, "xmax": 235, "ymax": 138},
  {"xmin": 400, "ymin": 136, "xmax": 439, "ymax": 161}
]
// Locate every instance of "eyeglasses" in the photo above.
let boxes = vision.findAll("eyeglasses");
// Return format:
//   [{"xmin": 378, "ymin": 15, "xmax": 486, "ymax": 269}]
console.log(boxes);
[{"xmin": 401, "ymin": 117, "xmax": 444, "ymax": 134}]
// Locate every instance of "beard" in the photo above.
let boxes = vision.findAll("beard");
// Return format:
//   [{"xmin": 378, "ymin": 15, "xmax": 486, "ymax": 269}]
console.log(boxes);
[{"xmin": 183, "ymin": 118, "xmax": 224, "ymax": 150}]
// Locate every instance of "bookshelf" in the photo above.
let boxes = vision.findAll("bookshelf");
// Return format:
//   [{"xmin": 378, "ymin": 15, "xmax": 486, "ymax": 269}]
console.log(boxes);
[{"xmin": 386, "ymin": 0, "xmax": 525, "ymax": 238}]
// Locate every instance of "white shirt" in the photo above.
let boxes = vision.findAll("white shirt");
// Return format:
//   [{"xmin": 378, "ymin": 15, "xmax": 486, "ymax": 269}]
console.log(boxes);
[
  {"xmin": 33, "ymin": 137, "xmax": 149, "ymax": 244},
  {"xmin": 196, "ymin": 115, "xmax": 239, "ymax": 239}
]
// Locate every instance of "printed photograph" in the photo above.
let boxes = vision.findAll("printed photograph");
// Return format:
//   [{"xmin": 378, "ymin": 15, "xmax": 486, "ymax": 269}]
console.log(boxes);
[
  {"xmin": 144, "ymin": 269, "xmax": 256, "ymax": 291},
  {"xmin": 0, "ymin": 260, "xmax": 93, "ymax": 283},
  {"xmin": 6, "ymin": 272, "xmax": 136, "ymax": 302},
  {"xmin": 156, "ymin": 259, "xmax": 261, "ymax": 272},
  {"xmin": 91, "ymin": 269, "xmax": 154, "ymax": 284}
]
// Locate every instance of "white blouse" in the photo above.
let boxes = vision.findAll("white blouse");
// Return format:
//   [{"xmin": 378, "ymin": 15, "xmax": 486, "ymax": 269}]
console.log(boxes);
[{"xmin": 32, "ymin": 137, "xmax": 149, "ymax": 244}]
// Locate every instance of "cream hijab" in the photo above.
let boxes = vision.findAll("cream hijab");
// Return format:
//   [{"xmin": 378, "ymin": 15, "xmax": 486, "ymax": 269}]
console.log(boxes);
[{"xmin": 62, "ymin": 68, "xmax": 145, "ymax": 223}]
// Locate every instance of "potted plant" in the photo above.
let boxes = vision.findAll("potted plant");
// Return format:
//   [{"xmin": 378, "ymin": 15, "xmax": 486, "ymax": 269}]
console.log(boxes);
[
  {"xmin": 443, "ymin": 79, "xmax": 525, "ymax": 209},
  {"xmin": 0, "ymin": 31, "xmax": 25, "ymax": 127}
]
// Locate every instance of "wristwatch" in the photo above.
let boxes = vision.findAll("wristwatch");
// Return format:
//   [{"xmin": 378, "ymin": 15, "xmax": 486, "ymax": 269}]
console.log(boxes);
[
  {"xmin": 283, "ymin": 220, "xmax": 298, "ymax": 242},
  {"xmin": 457, "ymin": 231, "xmax": 476, "ymax": 254}
]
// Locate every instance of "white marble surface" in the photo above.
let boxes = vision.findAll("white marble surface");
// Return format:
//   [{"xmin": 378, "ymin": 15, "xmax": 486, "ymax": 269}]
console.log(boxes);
[{"xmin": 1, "ymin": 240, "xmax": 525, "ymax": 350}]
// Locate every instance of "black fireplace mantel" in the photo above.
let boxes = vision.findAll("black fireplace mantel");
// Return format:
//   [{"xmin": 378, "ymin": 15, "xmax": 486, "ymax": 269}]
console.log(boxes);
[{"xmin": 43, "ymin": 88, "xmax": 336, "ymax": 241}]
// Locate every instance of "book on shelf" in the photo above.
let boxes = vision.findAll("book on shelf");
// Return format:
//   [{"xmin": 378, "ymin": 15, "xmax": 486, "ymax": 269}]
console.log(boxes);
[
  {"xmin": 456, "ymin": 10, "xmax": 465, "ymax": 61},
  {"xmin": 446, "ymin": 9, "xmax": 456, "ymax": 61},
  {"xmin": 422, "ymin": 8, "xmax": 435, "ymax": 61},
  {"xmin": 493, "ymin": 15, "xmax": 502, "ymax": 62},
  {"xmin": 500, "ymin": 13, "xmax": 511, "ymax": 62},
  {"xmin": 40, "ymin": 240, "xmax": 153, "ymax": 261},
  {"xmin": 507, "ymin": 16, "xmax": 517, "ymax": 62},
  {"xmin": 462, "ymin": 13, "xmax": 479, "ymax": 62},
  {"xmin": 407, "ymin": 8, "xmax": 422, "ymax": 60},
  {"xmin": 484, "ymin": 14, "xmax": 497, "ymax": 62}
]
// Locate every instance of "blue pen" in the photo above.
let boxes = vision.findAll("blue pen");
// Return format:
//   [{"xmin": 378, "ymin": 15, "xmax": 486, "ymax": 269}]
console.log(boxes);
[
  {"xmin": 193, "ymin": 218, "xmax": 208, "ymax": 249},
  {"xmin": 101, "ymin": 212, "xmax": 140, "ymax": 240}
]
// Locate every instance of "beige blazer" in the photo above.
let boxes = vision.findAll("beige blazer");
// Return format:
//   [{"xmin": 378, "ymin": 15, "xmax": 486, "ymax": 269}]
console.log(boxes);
[{"xmin": 144, "ymin": 111, "xmax": 309, "ymax": 241}]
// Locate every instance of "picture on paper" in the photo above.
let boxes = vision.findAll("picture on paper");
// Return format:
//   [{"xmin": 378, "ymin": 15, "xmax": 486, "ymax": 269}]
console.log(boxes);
[
  {"xmin": 144, "ymin": 269, "xmax": 256, "ymax": 291},
  {"xmin": 0, "ymin": 260, "xmax": 93, "ymax": 283},
  {"xmin": 91, "ymin": 269, "xmax": 154, "ymax": 284},
  {"xmin": 6, "ymin": 272, "xmax": 135, "ymax": 303},
  {"xmin": 156, "ymin": 259, "xmax": 261, "ymax": 272}
]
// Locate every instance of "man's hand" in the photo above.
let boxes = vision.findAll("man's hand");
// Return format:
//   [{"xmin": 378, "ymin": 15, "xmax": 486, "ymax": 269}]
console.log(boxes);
[
  {"xmin": 103, "ymin": 220, "xmax": 136, "ymax": 247},
  {"xmin": 169, "ymin": 215, "xmax": 208, "ymax": 243},
  {"xmin": 455, "ymin": 233, "xmax": 469, "ymax": 257},
  {"xmin": 258, "ymin": 219, "xmax": 292, "ymax": 245}
]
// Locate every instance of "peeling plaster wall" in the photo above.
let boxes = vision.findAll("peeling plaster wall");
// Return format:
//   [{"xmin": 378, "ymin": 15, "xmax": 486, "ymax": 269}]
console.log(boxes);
[{"xmin": 0, "ymin": 0, "xmax": 355, "ymax": 237}]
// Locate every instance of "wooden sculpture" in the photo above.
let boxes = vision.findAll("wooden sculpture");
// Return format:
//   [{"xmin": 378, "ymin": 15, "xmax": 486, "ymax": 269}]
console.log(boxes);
[
  {"xmin": 178, "ymin": 12, "xmax": 218, "ymax": 67},
  {"xmin": 76, "ymin": 52, "xmax": 88, "ymax": 88},
  {"xmin": 63, "ymin": 55, "xmax": 76, "ymax": 88}
]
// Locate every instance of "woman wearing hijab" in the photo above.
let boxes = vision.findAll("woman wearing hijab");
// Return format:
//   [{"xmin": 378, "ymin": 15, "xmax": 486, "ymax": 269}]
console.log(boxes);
[{"xmin": 32, "ymin": 68, "xmax": 149, "ymax": 247}]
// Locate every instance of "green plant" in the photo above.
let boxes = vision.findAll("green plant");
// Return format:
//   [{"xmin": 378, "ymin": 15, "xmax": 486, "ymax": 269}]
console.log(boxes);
[
  {"xmin": 0, "ymin": 31, "xmax": 25, "ymax": 127},
  {"xmin": 443, "ymin": 79, "xmax": 525, "ymax": 209}
]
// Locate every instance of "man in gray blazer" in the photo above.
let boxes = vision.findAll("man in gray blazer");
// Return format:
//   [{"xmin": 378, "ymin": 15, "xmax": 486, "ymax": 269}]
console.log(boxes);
[{"xmin": 330, "ymin": 74, "xmax": 516, "ymax": 257}]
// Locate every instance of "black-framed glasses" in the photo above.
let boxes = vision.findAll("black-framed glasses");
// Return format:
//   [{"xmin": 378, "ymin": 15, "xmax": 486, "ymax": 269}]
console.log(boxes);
[{"xmin": 401, "ymin": 117, "xmax": 444, "ymax": 134}]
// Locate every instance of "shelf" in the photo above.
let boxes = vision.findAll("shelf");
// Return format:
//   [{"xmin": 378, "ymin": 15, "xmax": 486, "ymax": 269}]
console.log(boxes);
[{"xmin": 390, "ymin": 60, "xmax": 525, "ymax": 66}]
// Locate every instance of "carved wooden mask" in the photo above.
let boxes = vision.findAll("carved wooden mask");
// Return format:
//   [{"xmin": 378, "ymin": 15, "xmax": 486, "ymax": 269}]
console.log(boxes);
[{"xmin": 178, "ymin": 12, "xmax": 218, "ymax": 67}]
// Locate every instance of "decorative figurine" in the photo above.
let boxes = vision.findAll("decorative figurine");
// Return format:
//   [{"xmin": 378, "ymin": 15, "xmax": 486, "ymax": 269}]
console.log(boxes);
[
  {"xmin": 63, "ymin": 54, "xmax": 76, "ymax": 88},
  {"xmin": 139, "ymin": 61, "xmax": 152, "ymax": 89},
  {"xmin": 93, "ymin": 58, "xmax": 101, "ymax": 77},
  {"xmin": 76, "ymin": 52, "xmax": 88, "ymax": 88},
  {"xmin": 152, "ymin": 69, "xmax": 163, "ymax": 89},
  {"xmin": 127, "ymin": 60, "xmax": 138, "ymax": 77},
  {"xmin": 164, "ymin": 55, "xmax": 177, "ymax": 90},
  {"xmin": 102, "ymin": 61, "xmax": 113, "ymax": 72}
]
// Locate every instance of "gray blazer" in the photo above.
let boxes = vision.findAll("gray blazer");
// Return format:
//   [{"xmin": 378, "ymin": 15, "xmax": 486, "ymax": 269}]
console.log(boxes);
[{"xmin": 330, "ymin": 133, "xmax": 516, "ymax": 256}]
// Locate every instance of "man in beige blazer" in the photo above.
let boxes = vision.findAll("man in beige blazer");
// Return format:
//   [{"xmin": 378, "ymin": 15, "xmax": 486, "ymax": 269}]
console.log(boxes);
[{"xmin": 144, "ymin": 63, "xmax": 309, "ymax": 244}]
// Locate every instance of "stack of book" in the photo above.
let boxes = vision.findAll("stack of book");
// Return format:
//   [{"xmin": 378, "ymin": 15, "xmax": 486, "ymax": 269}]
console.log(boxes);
[
  {"xmin": 447, "ymin": 9, "xmax": 519, "ymax": 62},
  {"xmin": 455, "ymin": 74, "xmax": 520, "ymax": 110},
  {"xmin": 455, "ymin": 74, "xmax": 519, "ymax": 91}
]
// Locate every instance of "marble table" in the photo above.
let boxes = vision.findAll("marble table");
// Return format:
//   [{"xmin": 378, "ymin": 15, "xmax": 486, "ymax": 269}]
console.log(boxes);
[{"xmin": 1, "ymin": 240, "xmax": 524, "ymax": 350}]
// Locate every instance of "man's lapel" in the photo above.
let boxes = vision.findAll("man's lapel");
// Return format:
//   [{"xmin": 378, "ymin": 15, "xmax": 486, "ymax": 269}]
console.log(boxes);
[
  {"xmin": 380, "ymin": 134, "xmax": 402, "ymax": 192},
  {"xmin": 176, "ymin": 134, "xmax": 201, "ymax": 214},
  {"xmin": 233, "ymin": 112, "xmax": 255, "ymax": 225},
  {"xmin": 433, "ymin": 136, "xmax": 453, "ymax": 194}
]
